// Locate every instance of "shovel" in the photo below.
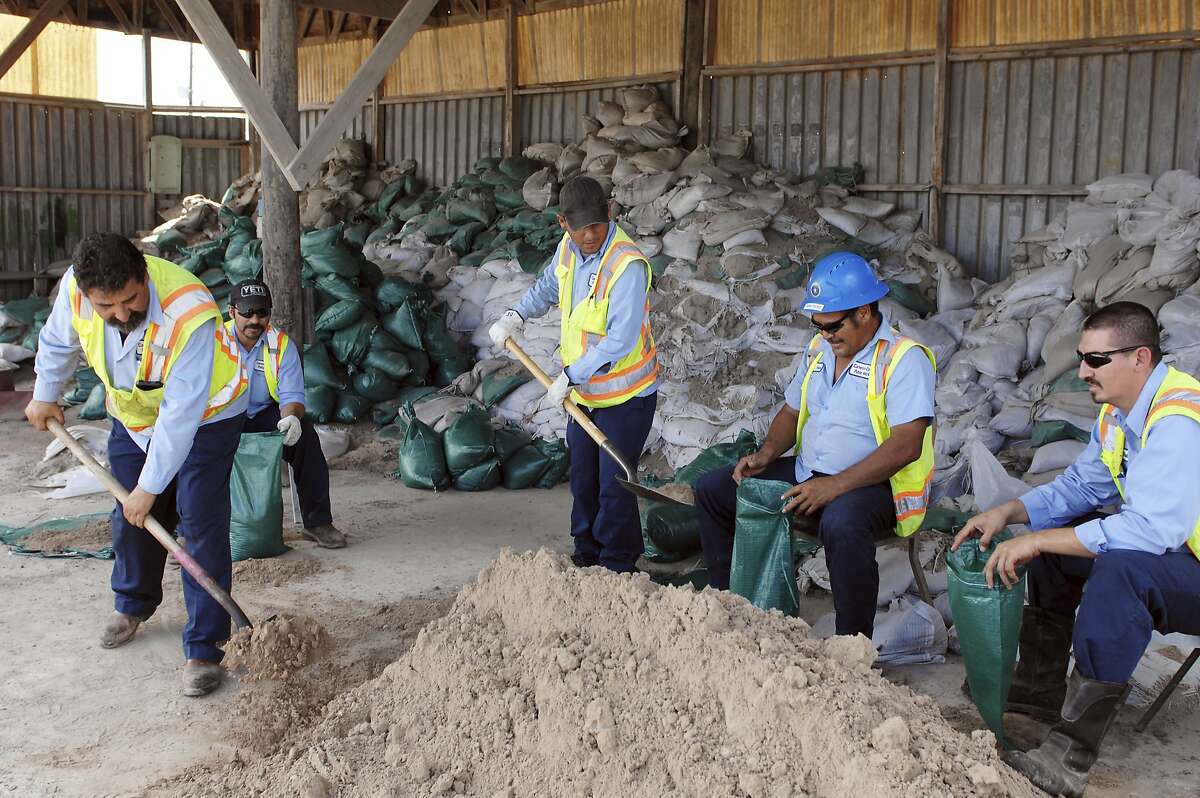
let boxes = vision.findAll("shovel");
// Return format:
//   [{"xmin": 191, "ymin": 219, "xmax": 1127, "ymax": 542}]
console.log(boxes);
[
  {"xmin": 47, "ymin": 418, "xmax": 255, "ymax": 630},
  {"xmin": 504, "ymin": 339, "xmax": 692, "ymax": 508}
]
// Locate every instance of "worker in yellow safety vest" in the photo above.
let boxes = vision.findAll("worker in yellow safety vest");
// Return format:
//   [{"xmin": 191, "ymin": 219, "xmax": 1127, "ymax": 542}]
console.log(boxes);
[
  {"xmin": 25, "ymin": 233, "xmax": 249, "ymax": 698},
  {"xmin": 953, "ymin": 301, "xmax": 1200, "ymax": 798},
  {"xmin": 694, "ymin": 252, "xmax": 936, "ymax": 638},
  {"xmin": 489, "ymin": 176, "xmax": 659, "ymax": 573}
]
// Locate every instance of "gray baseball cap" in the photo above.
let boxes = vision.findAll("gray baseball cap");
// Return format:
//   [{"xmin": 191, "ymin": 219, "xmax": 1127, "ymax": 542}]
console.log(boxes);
[{"xmin": 558, "ymin": 175, "xmax": 610, "ymax": 229}]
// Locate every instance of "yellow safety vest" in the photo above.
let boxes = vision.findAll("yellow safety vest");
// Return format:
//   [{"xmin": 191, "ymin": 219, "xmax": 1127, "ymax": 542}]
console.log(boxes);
[
  {"xmin": 794, "ymin": 332, "xmax": 937, "ymax": 537},
  {"xmin": 67, "ymin": 255, "xmax": 247, "ymax": 433},
  {"xmin": 1096, "ymin": 366, "xmax": 1200, "ymax": 560},
  {"xmin": 555, "ymin": 226, "xmax": 659, "ymax": 409},
  {"xmin": 224, "ymin": 320, "xmax": 290, "ymax": 403}
]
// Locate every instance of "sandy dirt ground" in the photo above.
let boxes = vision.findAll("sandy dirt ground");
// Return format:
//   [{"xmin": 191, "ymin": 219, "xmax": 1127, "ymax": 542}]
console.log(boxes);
[{"xmin": 0, "ymin": 400, "xmax": 1197, "ymax": 796}]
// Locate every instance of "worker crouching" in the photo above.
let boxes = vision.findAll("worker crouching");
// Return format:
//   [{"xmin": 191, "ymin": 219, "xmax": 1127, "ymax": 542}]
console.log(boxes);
[{"xmin": 694, "ymin": 252, "xmax": 936, "ymax": 638}]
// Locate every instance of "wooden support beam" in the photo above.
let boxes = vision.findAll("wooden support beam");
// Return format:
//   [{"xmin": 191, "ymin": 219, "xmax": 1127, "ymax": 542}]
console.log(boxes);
[
  {"xmin": 0, "ymin": 0, "xmax": 18, "ymax": 15},
  {"xmin": 502, "ymin": 0, "xmax": 515, "ymax": 156},
  {"xmin": 233, "ymin": 0, "xmax": 246, "ymax": 47},
  {"xmin": 103, "ymin": 0, "xmax": 137, "ymax": 33},
  {"xmin": 286, "ymin": 0, "xmax": 438, "ymax": 186},
  {"xmin": 366, "ymin": 14, "xmax": 379, "ymax": 36},
  {"xmin": 259, "ymin": 0, "xmax": 305, "ymax": 342},
  {"xmin": 327, "ymin": 9, "xmax": 347, "ymax": 41},
  {"xmin": 928, "ymin": 0, "xmax": 950, "ymax": 245},
  {"xmin": 175, "ymin": 0, "xmax": 303, "ymax": 189},
  {"xmin": 75, "ymin": 0, "xmax": 88, "ymax": 25},
  {"xmin": 678, "ymin": 0, "xmax": 705, "ymax": 149},
  {"xmin": 0, "ymin": 0, "xmax": 73, "ymax": 83},
  {"xmin": 301, "ymin": 0, "xmax": 403, "ymax": 20},
  {"xmin": 298, "ymin": 6, "xmax": 316, "ymax": 36},
  {"xmin": 152, "ymin": 0, "xmax": 189, "ymax": 39},
  {"xmin": 133, "ymin": 0, "xmax": 144, "ymax": 28}
]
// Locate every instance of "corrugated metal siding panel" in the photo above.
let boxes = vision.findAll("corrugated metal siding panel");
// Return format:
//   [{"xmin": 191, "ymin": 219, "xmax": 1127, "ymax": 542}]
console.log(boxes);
[
  {"xmin": 380, "ymin": 95, "xmax": 505, "ymax": 188},
  {"xmin": 299, "ymin": 104, "xmax": 376, "ymax": 151},
  {"xmin": 0, "ymin": 98, "xmax": 147, "ymax": 299},
  {"xmin": 954, "ymin": 0, "xmax": 1192, "ymax": 48},
  {"xmin": 832, "ymin": 0, "xmax": 923, "ymax": 56},
  {"xmin": 712, "ymin": 0, "xmax": 761, "ymax": 66},
  {"xmin": 707, "ymin": 65, "xmax": 934, "ymax": 189},
  {"xmin": 298, "ymin": 39, "xmax": 372, "ymax": 105},
  {"xmin": 1088, "ymin": 0, "xmax": 1189, "ymax": 36},
  {"xmin": 944, "ymin": 49, "xmax": 1199, "ymax": 281},
  {"xmin": 153, "ymin": 114, "xmax": 248, "ymax": 203},
  {"xmin": 520, "ymin": 80, "xmax": 678, "ymax": 146},
  {"xmin": 635, "ymin": 0, "xmax": 685, "ymax": 75},
  {"xmin": 382, "ymin": 20, "xmax": 504, "ymax": 97},
  {"xmin": 517, "ymin": 6, "xmax": 585, "ymax": 85},
  {"xmin": 0, "ymin": 17, "xmax": 97, "ymax": 99}
]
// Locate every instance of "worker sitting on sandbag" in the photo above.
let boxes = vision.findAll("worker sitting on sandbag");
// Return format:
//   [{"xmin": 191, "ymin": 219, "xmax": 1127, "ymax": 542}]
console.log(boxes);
[
  {"xmin": 226, "ymin": 279, "xmax": 345, "ymax": 549},
  {"xmin": 25, "ymin": 233, "xmax": 249, "ymax": 697},
  {"xmin": 489, "ymin": 175, "xmax": 659, "ymax": 573},
  {"xmin": 953, "ymin": 301, "xmax": 1200, "ymax": 798},
  {"xmin": 695, "ymin": 252, "xmax": 936, "ymax": 638}
]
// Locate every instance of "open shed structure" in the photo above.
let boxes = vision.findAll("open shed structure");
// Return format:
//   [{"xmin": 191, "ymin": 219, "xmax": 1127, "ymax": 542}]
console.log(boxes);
[{"xmin": 1, "ymin": 0, "xmax": 1198, "ymax": 332}]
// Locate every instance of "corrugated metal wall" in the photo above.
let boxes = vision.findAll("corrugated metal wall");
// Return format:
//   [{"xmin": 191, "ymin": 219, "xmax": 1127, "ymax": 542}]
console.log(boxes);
[
  {"xmin": 0, "ymin": 15, "xmax": 97, "ymax": 100},
  {"xmin": 520, "ymin": 79, "xmax": 678, "ymax": 147},
  {"xmin": 380, "ymin": 95, "xmax": 506, "ymax": 188},
  {"xmin": 153, "ymin": 113, "xmax": 249, "ymax": 205},
  {"xmin": 299, "ymin": 104, "xmax": 377, "ymax": 152}
]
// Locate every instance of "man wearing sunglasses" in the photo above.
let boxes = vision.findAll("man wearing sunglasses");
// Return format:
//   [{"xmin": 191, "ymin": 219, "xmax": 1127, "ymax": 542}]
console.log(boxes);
[
  {"xmin": 227, "ymin": 279, "xmax": 345, "ymax": 549},
  {"xmin": 695, "ymin": 251, "xmax": 936, "ymax": 639},
  {"xmin": 952, "ymin": 301, "xmax": 1200, "ymax": 798}
]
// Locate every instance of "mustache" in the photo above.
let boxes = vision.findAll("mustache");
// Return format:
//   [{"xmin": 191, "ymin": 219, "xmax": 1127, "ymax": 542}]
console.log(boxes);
[{"xmin": 106, "ymin": 311, "xmax": 146, "ymax": 334}]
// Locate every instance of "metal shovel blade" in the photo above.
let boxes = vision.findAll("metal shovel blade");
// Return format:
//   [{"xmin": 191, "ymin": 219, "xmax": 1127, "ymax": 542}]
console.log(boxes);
[{"xmin": 615, "ymin": 477, "xmax": 694, "ymax": 508}]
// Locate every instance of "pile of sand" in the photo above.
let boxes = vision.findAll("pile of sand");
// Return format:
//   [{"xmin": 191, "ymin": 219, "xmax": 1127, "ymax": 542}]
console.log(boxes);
[
  {"xmin": 167, "ymin": 550, "xmax": 1037, "ymax": 797},
  {"xmin": 233, "ymin": 555, "xmax": 325, "ymax": 589},
  {"xmin": 328, "ymin": 439, "xmax": 396, "ymax": 475},
  {"xmin": 17, "ymin": 519, "xmax": 111, "ymax": 553},
  {"xmin": 223, "ymin": 614, "xmax": 332, "ymax": 682}
]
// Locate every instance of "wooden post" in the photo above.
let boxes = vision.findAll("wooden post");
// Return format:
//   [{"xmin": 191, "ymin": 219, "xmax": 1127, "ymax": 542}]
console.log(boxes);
[
  {"xmin": 142, "ymin": 30, "xmax": 155, "ymax": 230},
  {"xmin": 259, "ymin": 0, "xmax": 305, "ymax": 343},
  {"xmin": 248, "ymin": 48, "xmax": 261, "ymax": 175},
  {"xmin": 503, "ymin": 1, "xmax": 516, "ymax": 157},
  {"xmin": 929, "ymin": 0, "xmax": 951, "ymax": 245},
  {"xmin": 0, "ymin": 0, "xmax": 72, "ymax": 81},
  {"xmin": 679, "ymin": 0, "xmax": 706, "ymax": 150}
]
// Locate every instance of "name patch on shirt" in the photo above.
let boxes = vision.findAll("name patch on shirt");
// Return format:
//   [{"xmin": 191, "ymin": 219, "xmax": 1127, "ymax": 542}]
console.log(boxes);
[
  {"xmin": 588, "ymin": 273, "xmax": 598, "ymax": 289},
  {"xmin": 254, "ymin": 359, "xmax": 266, "ymax": 372},
  {"xmin": 848, "ymin": 362, "xmax": 871, "ymax": 380}
]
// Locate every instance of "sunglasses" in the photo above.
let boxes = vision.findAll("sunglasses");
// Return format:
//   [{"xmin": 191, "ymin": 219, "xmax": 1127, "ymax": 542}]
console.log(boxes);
[
  {"xmin": 812, "ymin": 311, "xmax": 853, "ymax": 335},
  {"xmin": 1076, "ymin": 344, "xmax": 1148, "ymax": 369},
  {"xmin": 235, "ymin": 307, "xmax": 271, "ymax": 320}
]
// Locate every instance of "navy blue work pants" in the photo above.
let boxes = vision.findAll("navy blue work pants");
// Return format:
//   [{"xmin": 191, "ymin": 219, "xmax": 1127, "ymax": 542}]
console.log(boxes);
[
  {"xmin": 566, "ymin": 392, "xmax": 658, "ymax": 573},
  {"xmin": 243, "ymin": 404, "xmax": 333, "ymax": 529},
  {"xmin": 695, "ymin": 456, "xmax": 895, "ymax": 636},
  {"xmin": 108, "ymin": 414, "xmax": 244, "ymax": 662},
  {"xmin": 1029, "ymin": 547, "xmax": 1200, "ymax": 683}
]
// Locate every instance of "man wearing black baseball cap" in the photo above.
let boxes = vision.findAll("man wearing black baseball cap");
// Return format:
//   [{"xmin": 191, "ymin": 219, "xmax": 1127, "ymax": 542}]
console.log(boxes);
[
  {"xmin": 227, "ymin": 279, "xmax": 345, "ymax": 548},
  {"xmin": 488, "ymin": 175, "xmax": 660, "ymax": 573}
]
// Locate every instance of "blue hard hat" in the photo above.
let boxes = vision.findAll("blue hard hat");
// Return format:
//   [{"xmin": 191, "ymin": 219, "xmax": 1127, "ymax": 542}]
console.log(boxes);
[{"xmin": 802, "ymin": 252, "xmax": 889, "ymax": 314}]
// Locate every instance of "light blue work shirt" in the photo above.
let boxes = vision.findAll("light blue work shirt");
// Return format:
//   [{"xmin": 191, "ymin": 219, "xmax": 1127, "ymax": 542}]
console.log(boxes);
[
  {"xmin": 783, "ymin": 314, "xmax": 935, "ymax": 483},
  {"xmin": 236, "ymin": 328, "xmax": 306, "ymax": 419},
  {"xmin": 33, "ymin": 266, "xmax": 248, "ymax": 495},
  {"xmin": 1021, "ymin": 362, "xmax": 1200, "ymax": 555},
  {"xmin": 513, "ymin": 222, "xmax": 659, "ymax": 395}
]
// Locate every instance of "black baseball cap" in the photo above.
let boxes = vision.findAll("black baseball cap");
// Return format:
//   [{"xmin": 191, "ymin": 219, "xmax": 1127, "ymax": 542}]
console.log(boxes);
[
  {"xmin": 559, "ymin": 175, "xmax": 610, "ymax": 229},
  {"xmin": 232, "ymin": 279, "xmax": 272, "ymax": 313}
]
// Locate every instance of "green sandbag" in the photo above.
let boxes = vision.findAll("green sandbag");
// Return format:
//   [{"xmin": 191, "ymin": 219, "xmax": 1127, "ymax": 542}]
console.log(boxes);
[
  {"xmin": 330, "ymin": 315, "xmax": 377, "ymax": 365},
  {"xmin": 373, "ymin": 181, "xmax": 407, "ymax": 220},
  {"xmin": 1031, "ymin": 420, "xmax": 1090, "ymax": 447},
  {"xmin": 224, "ymin": 216, "xmax": 256, "ymax": 262},
  {"xmin": 0, "ymin": 295, "xmax": 48, "ymax": 327},
  {"xmin": 358, "ymin": 258, "xmax": 384, "ymax": 289},
  {"xmin": 420, "ymin": 214, "xmax": 456, "ymax": 243},
  {"xmin": 444, "ymin": 198, "xmax": 496, "ymax": 227},
  {"xmin": 315, "ymin": 274, "xmax": 365, "ymax": 303},
  {"xmin": 420, "ymin": 307, "xmax": 460, "ymax": 359},
  {"xmin": 499, "ymin": 155, "xmax": 541, "ymax": 182},
  {"xmin": 393, "ymin": 197, "xmax": 432, "ymax": 222},
  {"xmin": 501, "ymin": 443, "xmax": 549, "ymax": 490},
  {"xmin": 229, "ymin": 432, "xmax": 287, "ymax": 562},
  {"xmin": 353, "ymin": 366, "xmax": 400, "ymax": 402},
  {"xmin": 643, "ymin": 502, "xmax": 701, "ymax": 559},
  {"xmin": 199, "ymin": 268, "xmax": 227, "ymax": 290},
  {"xmin": 443, "ymin": 407, "xmax": 495, "ymax": 474},
  {"xmin": 315, "ymin": 300, "xmax": 365, "ymax": 332},
  {"xmin": 405, "ymin": 348, "xmax": 431, "ymax": 384},
  {"xmin": 335, "ymin": 392, "xmax": 373, "ymax": 423},
  {"xmin": 305, "ymin": 385, "xmax": 336, "ymax": 423},
  {"xmin": 494, "ymin": 188, "xmax": 526, "ymax": 210},
  {"xmin": 949, "ymin": 530, "xmax": 1027, "ymax": 747},
  {"xmin": 366, "ymin": 218, "xmax": 401, "ymax": 246},
  {"xmin": 176, "ymin": 238, "xmax": 228, "ymax": 274},
  {"xmin": 397, "ymin": 403, "xmax": 450, "ymax": 491},
  {"xmin": 303, "ymin": 342, "xmax": 347, "ymax": 390},
  {"xmin": 459, "ymin": 250, "xmax": 489, "ymax": 268},
  {"xmin": 382, "ymin": 302, "xmax": 424, "ymax": 350},
  {"xmin": 376, "ymin": 277, "xmax": 419, "ymax": 310},
  {"xmin": 480, "ymin": 367, "xmax": 531, "ymax": 407},
  {"xmin": 64, "ymin": 367, "xmax": 101, "ymax": 405},
  {"xmin": 773, "ymin": 263, "xmax": 808, "ymax": 290},
  {"xmin": 729, "ymin": 478, "xmax": 799, "ymax": 616},
  {"xmin": 402, "ymin": 175, "xmax": 424, "ymax": 196},
  {"xmin": 480, "ymin": 168, "xmax": 514, "ymax": 188},
  {"xmin": 224, "ymin": 239, "xmax": 263, "ymax": 284},
  {"xmin": 377, "ymin": 424, "xmax": 405, "ymax": 441},
  {"xmin": 453, "ymin": 458, "xmax": 501, "ymax": 491},
  {"xmin": 343, "ymin": 221, "xmax": 373, "ymax": 251},
  {"xmin": 885, "ymin": 280, "xmax": 935, "ymax": 316},
  {"xmin": 517, "ymin": 244, "xmax": 552, "ymax": 275},
  {"xmin": 533, "ymin": 438, "xmax": 570, "ymax": 488},
  {"xmin": 475, "ymin": 155, "xmax": 501, "ymax": 172},
  {"xmin": 649, "ymin": 254, "xmax": 671, "ymax": 276},
  {"xmin": 78, "ymin": 383, "xmax": 108, "ymax": 420},
  {"xmin": 365, "ymin": 348, "xmax": 412, "ymax": 381},
  {"xmin": 155, "ymin": 228, "xmax": 187, "ymax": 254},
  {"xmin": 493, "ymin": 424, "xmax": 533, "ymax": 461},
  {"xmin": 301, "ymin": 225, "xmax": 361, "ymax": 278},
  {"xmin": 449, "ymin": 222, "xmax": 487, "ymax": 256},
  {"xmin": 372, "ymin": 398, "xmax": 404, "ymax": 426},
  {"xmin": 673, "ymin": 430, "xmax": 758, "ymax": 487},
  {"xmin": 368, "ymin": 326, "xmax": 404, "ymax": 353},
  {"xmin": 509, "ymin": 209, "xmax": 546, "ymax": 233}
]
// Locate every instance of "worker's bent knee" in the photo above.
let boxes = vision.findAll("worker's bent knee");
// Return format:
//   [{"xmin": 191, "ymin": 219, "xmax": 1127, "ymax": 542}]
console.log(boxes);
[
  {"xmin": 694, "ymin": 468, "xmax": 736, "ymax": 507},
  {"xmin": 1085, "ymin": 549, "xmax": 1153, "ymax": 599}
]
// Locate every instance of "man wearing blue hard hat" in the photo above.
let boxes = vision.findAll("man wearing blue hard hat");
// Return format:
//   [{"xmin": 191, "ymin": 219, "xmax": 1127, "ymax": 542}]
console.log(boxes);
[{"xmin": 695, "ymin": 251, "xmax": 937, "ymax": 638}]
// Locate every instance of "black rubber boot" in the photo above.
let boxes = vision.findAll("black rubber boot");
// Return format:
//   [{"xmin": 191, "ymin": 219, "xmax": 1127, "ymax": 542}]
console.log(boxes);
[
  {"xmin": 1005, "ymin": 606, "xmax": 1076, "ymax": 721},
  {"xmin": 1004, "ymin": 670, "xmax": 1129, "ymax": 798}
]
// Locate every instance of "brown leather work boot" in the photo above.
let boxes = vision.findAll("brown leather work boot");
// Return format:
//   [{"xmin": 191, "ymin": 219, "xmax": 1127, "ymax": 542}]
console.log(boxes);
[
  {"xmin": 182, "ymin": 660, "xmax": 224, "ymax": 697},
  {"xmin": 301, "ymin": 524, "xmax": 347, "ymax": 549},
  {"xmin": 100, "ymin": 611, "xmax": 148, "ymax": 649}
]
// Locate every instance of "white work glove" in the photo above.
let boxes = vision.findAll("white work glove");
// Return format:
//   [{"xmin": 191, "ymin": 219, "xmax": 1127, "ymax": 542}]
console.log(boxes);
[
  {"xmin": 488, "ymin": 309, "xmax": 523, "ymax": 349},
  {"xmin": 276, "ymin": 414, "xmax": 302, "ymax": 447},
  {"xmin": 546, "ymin": 371, "xmax": 573, "ymax": 407}
]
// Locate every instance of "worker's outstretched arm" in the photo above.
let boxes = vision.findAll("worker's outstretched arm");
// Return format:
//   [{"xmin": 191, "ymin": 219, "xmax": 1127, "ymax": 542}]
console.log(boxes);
[
  {"xmin": 26, "ymin": 269, "xmax": 81, "ymax": 430},
  {"xmin": 733, "ymin": 404, "xmax": 800, "ymax": 484}
]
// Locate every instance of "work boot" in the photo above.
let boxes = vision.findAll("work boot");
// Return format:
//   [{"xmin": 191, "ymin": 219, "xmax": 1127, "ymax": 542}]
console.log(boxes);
[
  {"xmin": 960, "ymin": 606, "xmax": 1074, "ymax": 721},
  {"xmin": 301, "ymin": 524, "xmax": 347, "ymax": 549},
  {"xmin": 100, "ymin": 611, "xmax": 148, "ymax": 649},
  {"xmin": 182, "ymin": 660, "xmax": 223, "ymax": 697},
  {"xmin": 570, "ymin": 553, "xmax": 598, "ymax": 568},
  {"xmin": 1005, "ymin": 670, "xmax": 1129, "ymax": 798}
]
